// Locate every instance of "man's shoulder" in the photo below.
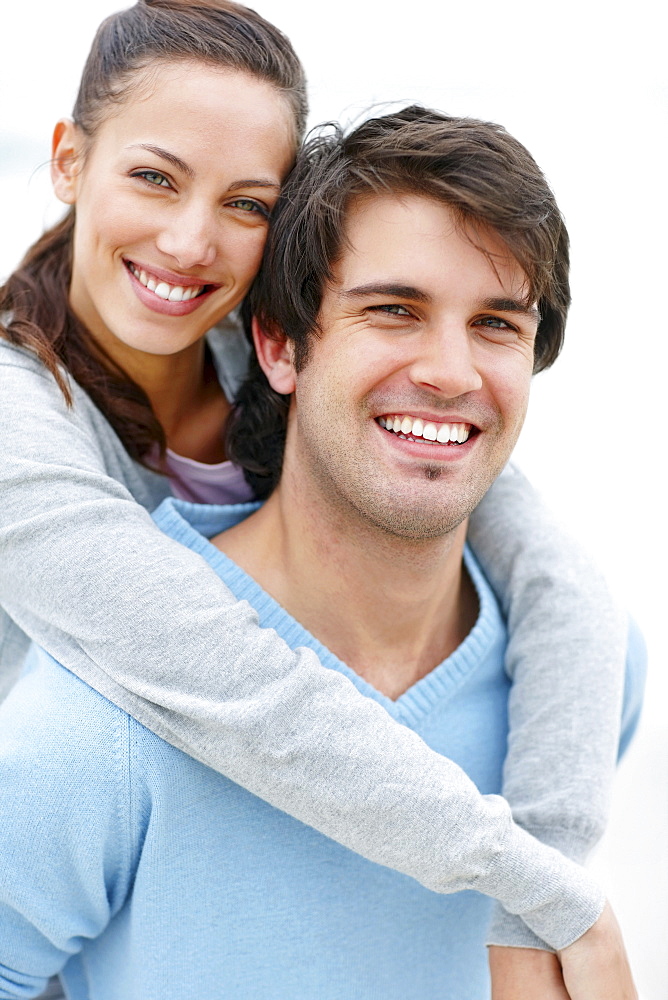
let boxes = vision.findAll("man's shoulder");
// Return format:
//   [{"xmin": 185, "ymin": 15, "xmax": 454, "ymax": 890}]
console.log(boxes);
[
  {"xmin": 4, "ymin": 644, "xmax": 116, "ymax": 714},
  {"xmin": 0, "ymin": 645, "xmax": 224, "ymax": 838},
  {"xmin": 0, "ymin": 648, "xmax": 149, "ymax": 774}
]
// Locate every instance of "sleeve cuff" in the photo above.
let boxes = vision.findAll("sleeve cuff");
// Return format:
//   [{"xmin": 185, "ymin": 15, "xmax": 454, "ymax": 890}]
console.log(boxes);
[
  {"xmin": 486, "ymin": 826, "xmax": 603, "ymax": 949},
  {"xmin": 486, "ymin": 905, "xmax": 555, "ymax": 950}
]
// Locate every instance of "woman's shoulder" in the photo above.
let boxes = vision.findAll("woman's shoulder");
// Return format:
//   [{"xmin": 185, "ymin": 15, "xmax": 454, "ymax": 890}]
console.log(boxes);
[
  {"xmin": 0, "ymin": 335, "xmax": 117, "ymax": 442},
  {"xmin": 0, "ymin": 336, "xmax": 54, "ymax": 376},
  {"xmin": 0, "ymin": 337, "xmax": 78, "ymax": 407}
]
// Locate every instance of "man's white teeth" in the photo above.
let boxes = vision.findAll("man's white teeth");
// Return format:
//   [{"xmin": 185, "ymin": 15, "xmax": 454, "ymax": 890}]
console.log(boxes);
[
  {"xmin": 129, "ymin": 263, "xmax": 204, "ymax": 301},
  {"xmin": 378, "ymin": 415, "xmax": 471, "ymax": 445}
]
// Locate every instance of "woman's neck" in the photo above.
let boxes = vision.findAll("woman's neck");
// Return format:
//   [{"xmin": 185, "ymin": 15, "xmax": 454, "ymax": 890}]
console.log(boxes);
[{"xmin": 100, "ymin": 335, "xmax": 230, "ymax": 463}]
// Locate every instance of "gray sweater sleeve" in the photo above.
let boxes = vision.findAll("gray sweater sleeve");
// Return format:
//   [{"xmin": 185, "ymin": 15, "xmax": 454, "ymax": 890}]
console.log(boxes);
[
  {"xmin": 468, "ymin": 465, "xmax": 628, "ymax": 949},
  {"xmin": 0, "ymin": 343, "xmax": 610, "ymax": 950}
]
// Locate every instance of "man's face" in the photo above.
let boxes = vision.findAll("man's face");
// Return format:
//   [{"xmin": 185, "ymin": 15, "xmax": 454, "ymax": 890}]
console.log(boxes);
[{"xmin": 281, "ymin": 193, "xmax": 539, "ymax": 539}]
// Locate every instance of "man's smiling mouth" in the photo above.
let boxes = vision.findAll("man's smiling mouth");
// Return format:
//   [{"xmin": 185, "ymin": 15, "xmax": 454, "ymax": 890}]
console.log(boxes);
[
  {"xmin": 377, "ymin": 414, "xmax": 473, "ymax": 446},
  {"xmin": 125, "ymin": 260, "xmax": 215, "ymax": 302}
]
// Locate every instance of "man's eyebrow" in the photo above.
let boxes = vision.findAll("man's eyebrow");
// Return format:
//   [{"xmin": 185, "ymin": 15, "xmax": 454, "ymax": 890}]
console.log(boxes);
[
  {"xmin": 482, "ymin": 297, "xmax": 541, "ymax": 322},
  {"xmin": 129, "ymin": 144, "xmax": 195, "ymax": 178},
  {"xmin": 340, "ymin": 283, "xmax": 430, "ymax": 303}
]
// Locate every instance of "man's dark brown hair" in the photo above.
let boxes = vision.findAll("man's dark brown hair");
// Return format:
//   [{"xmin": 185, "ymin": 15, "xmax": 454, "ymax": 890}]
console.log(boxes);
[{"xmin": 227, "ymin": 104, "xmax": 571, "ymax": 497}]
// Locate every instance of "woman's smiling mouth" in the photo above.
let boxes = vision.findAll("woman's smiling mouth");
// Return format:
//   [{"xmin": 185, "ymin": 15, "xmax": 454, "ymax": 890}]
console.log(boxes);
[{"xmin": 124, "ymin": 258, "xmax": 221, "ymax": 315}]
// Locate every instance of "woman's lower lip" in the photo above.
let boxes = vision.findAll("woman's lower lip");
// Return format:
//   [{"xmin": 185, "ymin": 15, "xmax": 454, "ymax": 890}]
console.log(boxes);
[{"xmin": 126, "ymin": 265, "xmax": 218, "ymax": 316}]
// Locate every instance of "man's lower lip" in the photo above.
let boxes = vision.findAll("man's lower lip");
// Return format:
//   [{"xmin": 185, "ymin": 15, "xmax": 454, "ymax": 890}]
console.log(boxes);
[{"xmin": 126, "ymin": 265, "xmax": 218, "ymax": 316}]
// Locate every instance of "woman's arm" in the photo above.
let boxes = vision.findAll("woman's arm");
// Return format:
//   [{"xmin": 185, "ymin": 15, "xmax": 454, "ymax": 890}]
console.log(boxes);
[
  {"xmin": 469, "ymin": 464, "xmax": 645, "ymax": 950},
  {"xmin": 489, "ymin": 946, "xmax": 571, "ymax": 1000},
  {"xmin": 489, "ymin": 928, "xmax": 639, "ymax": 1000},
  {"xmin": 0, "ymin": 342, "xmax": 608, "ymax": 950}
]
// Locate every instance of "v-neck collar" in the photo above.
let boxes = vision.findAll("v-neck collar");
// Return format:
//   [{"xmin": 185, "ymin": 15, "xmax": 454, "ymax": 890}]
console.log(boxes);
[{"xmin": 154, "ymin": 498, "xmax": 506, "ymax": 726}]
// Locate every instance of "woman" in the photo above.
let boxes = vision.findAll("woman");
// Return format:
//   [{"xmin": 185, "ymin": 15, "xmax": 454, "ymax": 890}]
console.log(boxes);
[{"xmin": 0, "ymin": 1, "xmax": 642, "ymax": 996}]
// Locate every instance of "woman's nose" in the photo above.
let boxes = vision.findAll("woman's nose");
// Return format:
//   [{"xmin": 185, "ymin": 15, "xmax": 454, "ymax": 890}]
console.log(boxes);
[{"xmin": 155, "ymin": 201, "xmax": 219, "ymax": 271}]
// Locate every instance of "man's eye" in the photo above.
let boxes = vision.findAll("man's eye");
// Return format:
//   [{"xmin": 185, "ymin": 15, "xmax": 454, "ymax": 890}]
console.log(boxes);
[
  {"xmin": 476, "ymin": 316, "xmax": 512, "ymax": 329},
  {"xmin": 132, "ymin": 170, "xmax": 171, "ymax": 189},
  {"xmin": 370, "ymin": 304, "xmax": 412, "ymax": 316},
  {"xmin": 229, "ymin": 198, "xmax": 268, "ymax": 217}
]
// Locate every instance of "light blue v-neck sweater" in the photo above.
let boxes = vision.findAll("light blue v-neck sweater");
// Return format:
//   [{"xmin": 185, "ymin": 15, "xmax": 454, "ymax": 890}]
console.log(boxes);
[
  {"xmin": 1, "ymin": 333, "xmax": 647, "ymax": 951},
  {"xmin": 0, "ymin": 499, "xmax": 645, "ymax": 1000}
]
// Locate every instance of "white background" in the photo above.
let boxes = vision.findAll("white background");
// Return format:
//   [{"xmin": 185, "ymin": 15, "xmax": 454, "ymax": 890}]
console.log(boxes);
[{"xmin": 2, "ymin": 1, "xmax": 666, "ymax": 996}]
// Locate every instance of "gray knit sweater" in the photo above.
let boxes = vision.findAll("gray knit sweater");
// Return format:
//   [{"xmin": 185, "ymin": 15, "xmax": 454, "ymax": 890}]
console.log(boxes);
[{"xmin": 0, "ymin": 330, "xmax": 630, "ymax": 950}]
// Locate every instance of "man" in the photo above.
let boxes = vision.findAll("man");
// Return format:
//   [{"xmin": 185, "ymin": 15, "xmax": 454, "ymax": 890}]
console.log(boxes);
[
  {"xmin": 0, "ymin": 108, "xmax": 641, "ymax": 1000},
  {"xmin": 221, "ymin": 105, "xmax": 639, "ymax": 998}
]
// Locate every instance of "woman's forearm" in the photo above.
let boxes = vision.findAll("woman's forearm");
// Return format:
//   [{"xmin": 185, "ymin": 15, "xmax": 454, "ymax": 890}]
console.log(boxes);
[{"xmin": 470, "ymin": 464, "xmax": 645, "ymax": 947}]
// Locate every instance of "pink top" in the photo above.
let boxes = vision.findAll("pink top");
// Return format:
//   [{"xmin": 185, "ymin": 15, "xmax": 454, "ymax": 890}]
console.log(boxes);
[{"xmin": 164, "ymin": 449, "xmax": 255, "ymax": 506}]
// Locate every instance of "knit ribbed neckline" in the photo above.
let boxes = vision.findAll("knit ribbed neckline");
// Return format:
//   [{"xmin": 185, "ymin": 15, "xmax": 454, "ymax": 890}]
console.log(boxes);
[{"xmin": 154, "ymin": 498, "xmax": 505, "ymax": 727}]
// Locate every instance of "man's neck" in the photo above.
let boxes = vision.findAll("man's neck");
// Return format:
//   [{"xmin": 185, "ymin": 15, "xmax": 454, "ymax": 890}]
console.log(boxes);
[{"xmin": 214, "ymin": 465, "xmax": 478, "ymax": 700}]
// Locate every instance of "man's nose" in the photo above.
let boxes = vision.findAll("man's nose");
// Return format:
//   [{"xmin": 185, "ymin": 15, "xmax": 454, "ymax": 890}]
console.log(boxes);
[
  {"xmin": 155, "ymin": 199, "xmax": 219, "ymax": 271},
  {"xmin": 408, "ymin": 322, "xmax": 483, "ymax": 398}
]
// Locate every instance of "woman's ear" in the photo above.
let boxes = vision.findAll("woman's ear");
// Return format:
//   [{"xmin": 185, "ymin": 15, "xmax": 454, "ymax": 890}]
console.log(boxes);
[
  {"xmin": 252, "ymin": 316, "xmax": 297, "ymax": 395},
  {"xmin": 51, "ymin": 119, "xmax": 84, "ymax": 205}
]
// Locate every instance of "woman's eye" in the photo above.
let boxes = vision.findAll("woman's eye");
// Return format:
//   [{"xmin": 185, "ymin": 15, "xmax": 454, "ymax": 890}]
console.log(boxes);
[
  {"xmin": 132, "ymin": 170, "xmax": 171, "ymax": 189},
  {"xmin": 228, "ymin": 198, "xmax": 269, "ymax": 217}
]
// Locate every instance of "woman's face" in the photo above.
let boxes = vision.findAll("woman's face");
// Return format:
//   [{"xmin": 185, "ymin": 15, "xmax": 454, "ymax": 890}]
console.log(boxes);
[{"xmin": 52, "ymin": 61, "xmax": 295, "ymax": 366}]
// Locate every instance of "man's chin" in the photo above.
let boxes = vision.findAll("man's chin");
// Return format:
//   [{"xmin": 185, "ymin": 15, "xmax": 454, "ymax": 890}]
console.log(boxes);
[
  {"xmin": 353, "ymin": 494, "xmax": 475, "ymax": 542},
  {"xmin": 360, "ymin": 464, "xmax": 507, "ymax": 541}
]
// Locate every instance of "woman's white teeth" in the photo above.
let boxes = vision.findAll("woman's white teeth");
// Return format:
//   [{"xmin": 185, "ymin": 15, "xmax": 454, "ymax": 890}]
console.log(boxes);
[
  {"xmin": 129, "ymin": 263, "xmax": 203, "ymax": 301},
  {"xmin": 379, "ymin": 415, "xmax": 471, "ymax": 445}
]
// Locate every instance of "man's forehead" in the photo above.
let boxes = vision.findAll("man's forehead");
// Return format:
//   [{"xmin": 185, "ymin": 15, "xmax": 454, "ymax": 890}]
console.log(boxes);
[
  {"xmin": 340, "ymin": 190, "xmax": 455, "ymax": 242},
  {"xmin": 330, "ymin": 191, "xmax": 533, "ymax": 307}
]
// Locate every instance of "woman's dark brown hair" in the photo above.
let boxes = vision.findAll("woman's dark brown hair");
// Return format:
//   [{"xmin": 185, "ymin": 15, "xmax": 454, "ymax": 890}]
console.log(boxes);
[
  {"xmin": 0, "ymin": 0, "xmax": 307, "ymax": 464},
  {"xmin": 227, "ymin": 105, "xmax": 571, "ymax": 497}
]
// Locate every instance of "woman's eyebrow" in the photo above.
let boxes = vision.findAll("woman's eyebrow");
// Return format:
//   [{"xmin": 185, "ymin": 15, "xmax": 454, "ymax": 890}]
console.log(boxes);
[
  {"xmin": 126, "ymin": 146, "xmax": 280, "ymax": 191},
  {"xmin": 128, "ymin": 143, "xmax": 195, "ymax": 178},
  {"xmin": 227, "ymin": 179, "xmax": 281, "ymax": 191}
]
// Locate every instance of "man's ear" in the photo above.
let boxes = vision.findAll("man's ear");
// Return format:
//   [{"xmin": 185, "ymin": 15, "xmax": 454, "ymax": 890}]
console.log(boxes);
[
  {"xmin": 51, "ymin": 119, "xmax": 84, "ymax": 205},
  {"xmin": 252, "ymin": 316, "xmax": 297, "ymax": 395}
]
